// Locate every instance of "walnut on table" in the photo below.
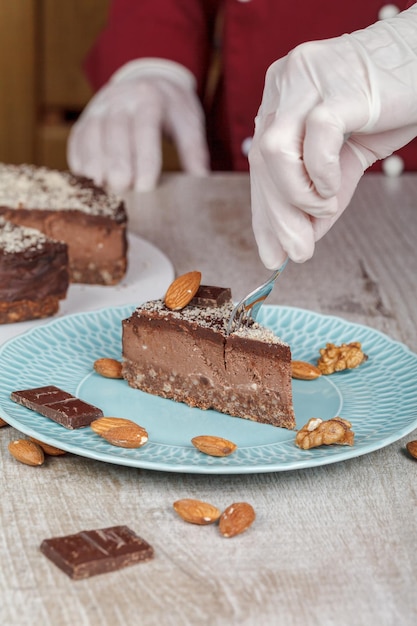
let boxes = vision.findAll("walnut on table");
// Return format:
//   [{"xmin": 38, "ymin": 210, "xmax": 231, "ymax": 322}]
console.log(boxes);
[
  {"xmin": 317, "ymin": 342, "xmax": 367, "ymax": 375},
  {"xmin": 295, "ymin": 417, "xmax": 355, "ymax": 450}
]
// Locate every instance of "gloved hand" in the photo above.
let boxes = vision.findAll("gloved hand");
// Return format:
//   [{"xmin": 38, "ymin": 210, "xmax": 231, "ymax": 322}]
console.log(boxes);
[
  {"xmin": 68, "ymin": 60, "xmax": 210, "ymax": 192},
  {"xmin": 249, "ymin": 7, "xmax": 417, "ymax": 268}
]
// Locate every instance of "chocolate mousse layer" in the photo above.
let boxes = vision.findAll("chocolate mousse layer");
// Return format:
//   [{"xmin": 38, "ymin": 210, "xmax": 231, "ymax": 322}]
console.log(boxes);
[
  {"xmin": 122, "ymin": 287, "xmax": 295, "ymax": 429},
  {"xmin": 0, "ymin": 217, "xmax": 68, "ymax": 323},
  {"xmin": 0, "ymin": 164, "xmax": 127, "ymax": 285}
]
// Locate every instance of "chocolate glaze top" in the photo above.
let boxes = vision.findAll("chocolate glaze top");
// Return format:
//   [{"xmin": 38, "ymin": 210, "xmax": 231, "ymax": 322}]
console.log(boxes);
[
  {"xmin": 0, "ymin": 164, "xmax": 125, "ymax": 221},
  {"xmin": 134, "ymin": 298, "xmax": 287, "ymax": 346}
]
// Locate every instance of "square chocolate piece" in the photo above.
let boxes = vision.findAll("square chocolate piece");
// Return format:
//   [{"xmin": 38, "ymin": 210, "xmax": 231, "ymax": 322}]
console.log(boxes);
[
  {"xmin": 10, "ymin": 385, "xmax": 103, "ymax": 429},
  {"xmin": 40, "ymin": 526, "xmax": 154, "ymax": 580}
]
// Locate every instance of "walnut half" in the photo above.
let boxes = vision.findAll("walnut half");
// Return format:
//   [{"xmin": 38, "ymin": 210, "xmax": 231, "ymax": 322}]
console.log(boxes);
[
  {"xmin": 295, "ymin": 417, "xmax": 355, "ymax": 450},
  {"xmin": 317, "ymin": 342, "xmax": 367, "ymax": 375}
]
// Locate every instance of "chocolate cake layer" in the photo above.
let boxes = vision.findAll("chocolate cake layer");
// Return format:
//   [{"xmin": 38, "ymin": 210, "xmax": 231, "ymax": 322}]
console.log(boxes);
[
  {"xmin": 40, "ymin": 526, "xmax": 154, "ymax": 579},
  {"xmin": 122, "ymin": 290, "xmax": 295, "ymax": 429},
  {"xmin": 11, "ymin": 385, "xmax": 103, "ymax": 429},
  {"xmin": 0, "ymin": 217, "xmax": 68, "ymax": 323},
  {"xmin": 0, "ymin": 163, "xmax": 128, "ymax": 285}
]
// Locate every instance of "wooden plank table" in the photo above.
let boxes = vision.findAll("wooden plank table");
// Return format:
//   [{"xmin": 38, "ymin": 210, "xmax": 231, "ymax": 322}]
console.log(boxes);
[{"xmin": 1, "ymin": 173, "xmax": 416, "ymax": 626}]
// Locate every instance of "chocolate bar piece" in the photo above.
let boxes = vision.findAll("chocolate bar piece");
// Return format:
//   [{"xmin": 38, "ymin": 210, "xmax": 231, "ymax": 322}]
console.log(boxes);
[
  {"xmin": 190, "ymin": 285, "xmax": 232, "ymax": 308},
  {"xmin": 10, "ymin": 385, "xmax": 103, "ymax": 429},
  {"xmin": 40, "ymin": 525, "xmax": 154, "ymax": 580}
]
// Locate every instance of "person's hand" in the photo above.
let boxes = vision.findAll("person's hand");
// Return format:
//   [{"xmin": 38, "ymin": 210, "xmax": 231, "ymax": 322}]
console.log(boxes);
[
  {"xmin": 249, "ymin": 7, "xmax": 417, "ymax": 268},
  {"xmin": 68, "ymin": 62, "xmax": 210, "ymax": 193}
]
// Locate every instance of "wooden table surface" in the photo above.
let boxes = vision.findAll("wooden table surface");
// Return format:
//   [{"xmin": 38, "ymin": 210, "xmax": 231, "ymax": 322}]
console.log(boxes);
[{"xmin": 1, "ymin": 173, "xmax": 416, "ymax": 626}]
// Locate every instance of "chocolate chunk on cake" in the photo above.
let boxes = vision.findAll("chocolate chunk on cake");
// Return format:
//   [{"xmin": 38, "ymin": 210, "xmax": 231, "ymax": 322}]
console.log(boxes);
[
  {"xmin": 122, "ymin": 285, "xmax": 295, "ymax": 429},
  {"xmin": 40, "ymin": 526, "xmax": 154, "ymax": 579},
  {"xmin": 11, "ymin": 385, "xmax": 103, "ymax": 429},
  {"xmin": 0, "ymin": 217, "xmax": 68, "ymax": 323},
  {"xmin": 0, "ymin": 163, "xmax": 127, "ymax": 285}
]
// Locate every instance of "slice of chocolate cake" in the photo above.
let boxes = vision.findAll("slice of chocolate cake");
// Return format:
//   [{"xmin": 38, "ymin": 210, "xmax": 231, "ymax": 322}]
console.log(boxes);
[
  {"xmin": 0, "ymin": 163, "xmax": 127, "ymax": 285},
  {"xmin": 122, "ymin": 285, "xmax": 295, "ymax": 429},
  {"xmin": 0, "ymin": 217, "xmax": 68, "ymax": 323}
]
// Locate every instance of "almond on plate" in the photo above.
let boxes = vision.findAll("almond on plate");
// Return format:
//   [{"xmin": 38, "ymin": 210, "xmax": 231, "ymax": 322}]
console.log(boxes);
[
  {"xmin": 100, "ymin": 424, "xmax": 149, "ymax": 448},
  {"xmin": 291, "ymin": 360, "xmax": 322, "ymax": 380},
  {"xmin": 90, "ymin": 417, "xmax": 148, "ymax": 448},
  {"xmin": 90, "ymin": 416, "xmax": 136, "ymax": 435},
  {"xmin": 93, "ymin": 358, "xmax": 123, "ymax": 379},
  {"xmin": 191, "ymin": 435, "xmax": 237, "ymax": 457}
]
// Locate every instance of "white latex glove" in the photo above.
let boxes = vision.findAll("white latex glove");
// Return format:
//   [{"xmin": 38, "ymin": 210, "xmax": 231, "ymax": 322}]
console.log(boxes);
[
  {"xmin": 249, "ymin": 7, "xmax": 417, "ymax": 268},
  {"xmin": 68, "ymin": 59, "xmax": 210, "ymax": 192}
]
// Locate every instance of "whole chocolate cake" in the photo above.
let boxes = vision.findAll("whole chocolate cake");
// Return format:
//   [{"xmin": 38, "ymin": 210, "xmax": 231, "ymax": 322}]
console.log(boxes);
[
  {"xmin": 0, "ymin": 217, "xmax": 68, "ymax": 323},
  {"xmin": 0, "ymin": 163, "xmax": 127, "ymax": 285},
  {"xmin": 122, "ymin": 285, "xmax": 295, "ymax": 429}
]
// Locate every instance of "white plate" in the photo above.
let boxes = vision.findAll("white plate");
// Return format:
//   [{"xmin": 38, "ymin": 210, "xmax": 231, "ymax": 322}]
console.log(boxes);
[
  {"xmin": 0, "ymin": 305, "xmax": 416, "ymax": 474},
  {"xmin": 0, "ymin": 233, "xmax": 174, "ymax": 344}
]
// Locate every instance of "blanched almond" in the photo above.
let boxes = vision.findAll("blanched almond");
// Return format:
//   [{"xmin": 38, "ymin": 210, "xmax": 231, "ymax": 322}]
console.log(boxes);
[
  {"xmin": 8, "ymin": 439, "xmax": 45, "ymax": 466},
  {"xmin": 291, "ymin": 360, "xmax": 322, "ymax": 380},
  {"xmin": 164, "ymin": 271, "xmax": 201, "ymax": 310},
  {"xmin": 219, "ymin": 502, "xmax": 256, "ymax": 538},
  {"xmin": 94, "ymin": 358, "xmax": 123, "ymax": 379},
  {"xmin": 173, "ymin": 498, "xmax": 221, "ymax": 525},
  {"xmin": 191, "ymin": 435, "xmax": 237, "ymax": 457}
]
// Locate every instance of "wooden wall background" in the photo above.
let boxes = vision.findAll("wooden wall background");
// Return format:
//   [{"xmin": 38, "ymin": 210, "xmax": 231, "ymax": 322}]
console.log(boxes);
[{"xmin": 0, "ymin": 0, "xmax": 180, "ymax": 171}]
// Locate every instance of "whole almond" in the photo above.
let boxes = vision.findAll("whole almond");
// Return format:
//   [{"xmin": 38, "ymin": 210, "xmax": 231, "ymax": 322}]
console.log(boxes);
[
  {"xmin": 406, "ymin": 440, "xmax": 417, "ymax": 459},
  {"xmin": 90, "ymin": 417, "xmax": 148, "ymax": 448},
  {"xmin": 219, "ymin": 502, "xmax": 256, "ymax": 538},
  {"xmin": 0, "ymin": 417, "xmax": 9, "ymax": 427},
  {"xmin": 164, "ymin": 271, "xmax": 202, "ymax": 310},
  {"xmin": 94, "ymin": 358, "xmax": 123, "ymax": 379},
  {"xmin": 99, "ymin": 424, "xmax": 148, "ymax": 448},
  {"xmin": 173, "ymin": 498, "xmax": 221, "ymax": 525},
  {"xmin": 191, "ymin": 435, "xmax": 237, "ymax": 457},
  {"xmin": 29, "ymin": 437, "xmax": 66, "ymax": 456},
  {"xmin": 8, "ymin": 439, "xmax": 45, "ymax": 466},
  {"xmin": 90, "ymin": 417, "xmax": 136, "ymax": 435},
  {"xmin": 291, "ymin": 360, "xmax": 322, "ymax": 380}
]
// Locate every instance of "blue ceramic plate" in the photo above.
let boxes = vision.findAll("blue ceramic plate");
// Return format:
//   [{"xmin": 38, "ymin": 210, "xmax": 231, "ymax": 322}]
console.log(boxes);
[{"xmin": 0, "ymin": 305, "xmax": 416, "ymax": 474}]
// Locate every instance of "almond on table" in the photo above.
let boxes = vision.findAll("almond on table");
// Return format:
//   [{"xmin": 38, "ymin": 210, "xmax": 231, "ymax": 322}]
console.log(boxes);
[
  {"xmin": 173, "ymin": 499, "xmax": 221, "ymax": 525},
  {"xmin": 218, "ymin": 502, "xmax": 256, "ymax": 538},
  {"xmin": 29, "ymin": 437, "xmax": 66, "ymax": 456},
  {"xmin": 406, "ymin": 440, "xmax": 417, "ymax": 459},
  {"xmin": 8, "ymin": 439, "xmax": 45, "ymax": 466}
]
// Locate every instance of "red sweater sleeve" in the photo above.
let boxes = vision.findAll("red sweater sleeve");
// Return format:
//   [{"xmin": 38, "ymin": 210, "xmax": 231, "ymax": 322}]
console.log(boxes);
[{"xmin": 85, "ymin": 0, "xmax": 220, "ymax": 96}]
